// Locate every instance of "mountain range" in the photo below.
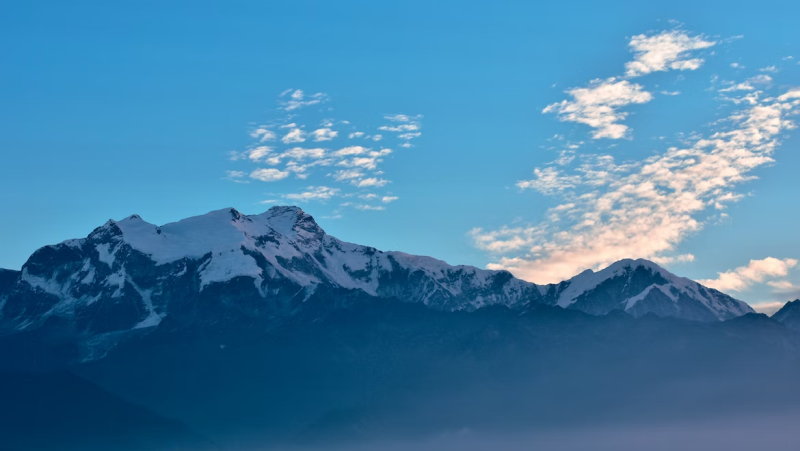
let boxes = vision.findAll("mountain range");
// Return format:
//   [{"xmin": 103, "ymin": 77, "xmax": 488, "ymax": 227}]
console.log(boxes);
[
  {"xmin": 0, "ymin": 206, "xmax": 754, "ymax": 360},
  {"xmin": 1, "ymin": 207, "xmax": 799, "ymax": 451}
]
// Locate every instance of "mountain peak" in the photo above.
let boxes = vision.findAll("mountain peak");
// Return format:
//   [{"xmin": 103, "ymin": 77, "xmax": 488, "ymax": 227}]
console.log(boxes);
[
  {"xmin": 259, "ymin": 205, "xmax": 322, "ymax": 237},
  {"xmin": 552, "ymin": 257, "xmax": 752, "ymax": 320},
  {"xmin": 606, "ymin": 258, "xmax": 665, "ymax": 272},
  {"xmin": 773, "ymin": 299, "xmax": 800, "ymax": 331}
]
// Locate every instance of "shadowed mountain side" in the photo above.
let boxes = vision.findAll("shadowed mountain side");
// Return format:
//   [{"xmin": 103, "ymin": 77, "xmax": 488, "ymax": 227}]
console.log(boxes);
[
  {"xmin": 774, "ymin": 299, "xmax": 800, "ymax": 331},
  {"xmin": 70, "ymin": 300, "xmax": 800, "ymax": 449},
  {"xmin": 0, "ymin": 371, "xmax": 213, "ymax": 451}
]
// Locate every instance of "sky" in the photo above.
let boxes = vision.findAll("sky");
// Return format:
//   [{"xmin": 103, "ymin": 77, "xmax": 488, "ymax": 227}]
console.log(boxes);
[{"xmin": 1, "ymin": 0, "xmax": 799, "ymax": 312}]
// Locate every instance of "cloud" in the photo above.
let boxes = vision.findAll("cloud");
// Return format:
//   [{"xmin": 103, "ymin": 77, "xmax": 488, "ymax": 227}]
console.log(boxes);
[
  {"xmin": 250, "ymin": 168, "xmax": 290, "ymax": 182},
  {"xmin": 247, "ymin": 146, "xmax": 272, "ymax": 161},
  {"xmin": 281, "ymin": 147, "xmax": 326, "ymax": 160},
  {"xmin": 341, "ymin": 202, "xmax": 386, "ymax": 211},
  {"xmin": 312, "ymin": 128, "xmax": 338, "ymax": 141},
  {"xmin": 475, "ymin": 89, "xmax": 800, "ymax": 283},
  {"xmin": 284, "ymin": 186, "xmax": 340, "ymax": 201},
  {"xmin": 543, "ymin": 78, "xmax": 653, "ymax": 139},
  {"xmin": 332, "ymin": 169, "xmax": 364, "ymax": 181},
  {"xmin": 224, "ymin": 170, "xmax": 249, "ymax": 183},
  {"xmin": 226, "ymin": 89, "xmax": 422, "ymax": 215},
  {"xmin": 719, "ymin": 74, "xmax": 773, "ymax": 93},
  {"xmin": 544, "ymin": 30, "xmax": 714, "ymax": 140},
  {"xmin": 699, "ymin": 257, "xmax": 798, "ymax": 292},
  {"xmin": 625, "ymin": 30, "xmax": 715, "ymax": 77},
  {"xmin": 250, "ymin": 126, "xmax": 276, "ymax": 142},
  {"xmin": 751, "ymin": 301, "xmax": 787, "ymax": 315},
  {"xmin": 280, "ymin": 89, "xmax": 328, "ymax": 111},
  {"xmin": 338, "ymin": 156, "xmax": 380, "ymax": 170},
  {"xmin": 354, "ymin": 177, "xmax": 389, "ymax": 188},
  {"xmin": 379, "ymin": 114, "xmax": 423, "ymax": 146},
  {"xmin": 281, "ymin": 128, "xmax": 306, "ymax": 144},
  {"xmin": 333, "ymin": 145, "xmax": 368, "ymax": 156},
  {"xmin": 517, "ymin": 167, "xmax": 582, "ymax": 194}
]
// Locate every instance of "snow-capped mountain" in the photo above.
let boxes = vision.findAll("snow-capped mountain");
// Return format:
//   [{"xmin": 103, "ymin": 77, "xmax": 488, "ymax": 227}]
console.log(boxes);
[
  {"xmin": 0, "ymin": 207, "xmax": 541, "ymax": 339},
  {"xmin": 0, "ymin": 206, "xmax": 752, "ymax": 351},
  {"xmin": 539, "ymin": 259, "xmax": 753, "ymax": 321},
  {"xmin": 773, "ymin": 299, "xmax": 800, "ymax": 331}
]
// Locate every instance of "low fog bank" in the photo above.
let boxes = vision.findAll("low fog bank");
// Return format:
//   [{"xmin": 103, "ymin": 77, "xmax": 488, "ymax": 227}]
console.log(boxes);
[{"xmin": 281, "ymin": 412, "xmax": 800, "ymax": 451}]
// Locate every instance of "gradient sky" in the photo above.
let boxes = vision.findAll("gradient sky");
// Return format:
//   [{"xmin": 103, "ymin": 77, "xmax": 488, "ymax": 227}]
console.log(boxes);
[{"xmin": 1, "ymin": 0, "xmax": 798, "ymax": 311}]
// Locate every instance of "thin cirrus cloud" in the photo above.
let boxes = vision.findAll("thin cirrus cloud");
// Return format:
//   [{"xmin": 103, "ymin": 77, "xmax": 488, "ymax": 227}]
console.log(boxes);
[
  {"xmin": 544, "ymin": 30, "xmax": 715, "ymax": 140},
  {"xmin": 472, "ymin": 28, "xmax": 800, "ymax": 284},
  {"xmin": 225, "ymin": 90, "xmax": 421, "ymax": 213},
  {"xmin": 280, "ymin": 89, "xmax": 328, "ymax": 111}
]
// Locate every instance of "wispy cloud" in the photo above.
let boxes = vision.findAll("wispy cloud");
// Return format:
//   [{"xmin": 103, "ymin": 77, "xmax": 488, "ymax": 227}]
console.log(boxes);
[
  {"xmin": 280, "ymin": 89, "xmax": 328, "ymax": 111},
  {"xmin": 284, "ymin": 186, "xmax": 340, "ymax": 201},
  {"xmin": 473, "ymin": 28, "xmax": 799, "ymax": 284},
  {"xmin": 545, "ymin": 30, "xmax": 715, "ymax": 140},
  {"xmin": 474, "ymin": 87, "xmax": 800, "ymax": 283},
  {"xmin": 379, "ymin": 114, "xmax": 422, "ymax": 147},
  {"xmin": 226, "ymin": 90, "xmax": 417, "ymax": 212},
  {"xmin": 250, "ymin": 168, "xmax": 290, "ymax": 182}
]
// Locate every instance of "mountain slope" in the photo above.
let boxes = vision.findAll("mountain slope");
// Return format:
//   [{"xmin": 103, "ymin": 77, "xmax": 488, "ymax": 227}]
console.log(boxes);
[
  {"xmin": 773, "ymin": 299, "xmax": 800, "ymax": 331},
  {"xmin": 0, "ymin": 371, "xmax": 211, "ymax": 451},
  {"xmin": 0, "ymin": 206, "xmax": 752, "ymax": 361}
]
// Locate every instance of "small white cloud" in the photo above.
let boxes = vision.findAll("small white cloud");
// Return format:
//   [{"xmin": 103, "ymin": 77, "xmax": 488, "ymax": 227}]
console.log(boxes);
[
  {"xmin": 543, "ymin": 78, "xmax": 652, "ymax": 139},
  {"xmin": 354, "ymin": 177, "xmax": 389, "ymax": 188},
  {"xmin": 282, "ymin": 128, "xmax": 306, "ymax": 144},
  {"xmin": 338, "ymin": 157, "xmax": 379, "ymax": 170},
  {"xmin": 250, "ymin": 168, "xmax": 290, "ymax": 182},
  {"xmin": 247, "ymin": 146, "xmax": 272, "ymax": 161},
  {"xmin": 517, "ymin": 167, "xmax": 582, "ymax": 194},
  {"xmin": 650, "ymin": 254, "xmax": 696, "ymax": 265},
  {"xmin": 224, "ymin": 170, "xmax": 249, "ymax": 183},
  {"xmin": 311, "ymin": 127, "xmax": 338, "ymax": 141},
  {"xmin": 625, "ymin": 30, "xmax": 715, "ymax": 77},
  {"xmin": 381, "ymin": 196, "xmax": 399, "ymax": 203},
  {"xmin": 282, "ymin": 147, "xmax": 326, "ymax": 160},
  {"xmin": 699, "ymin": 257, "xmax": 798, "ymax": 292},
  {"xmin": 341, "ymin": 202, "xmax": 386, "ymax": 211},
  {"xmin": 280, "ymin": 89, "xmax": 328, "ymax": 111},
  {"xmin": 379, "ymin": 114, "xmax": 422, "ymax": 143},
  {"xmin": 332, "ymin": 169, "xmax": 364, "ymax": 181},
  {"xmin": 284, "ymin": 186, "xmax": 339, "ymax": 201},
  {"xmin": 250, "ymin": 127, "xmax": 276, "ymax": 142},
  {"xmin": 333, "ymin": 146, "xmax": 369, "ymax": 157}
]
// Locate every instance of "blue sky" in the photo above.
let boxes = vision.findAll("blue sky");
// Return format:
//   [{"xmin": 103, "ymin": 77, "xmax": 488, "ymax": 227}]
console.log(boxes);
[{"xmin": 1, "ymin": 0, "xmax": 799, "ymax": 310}]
